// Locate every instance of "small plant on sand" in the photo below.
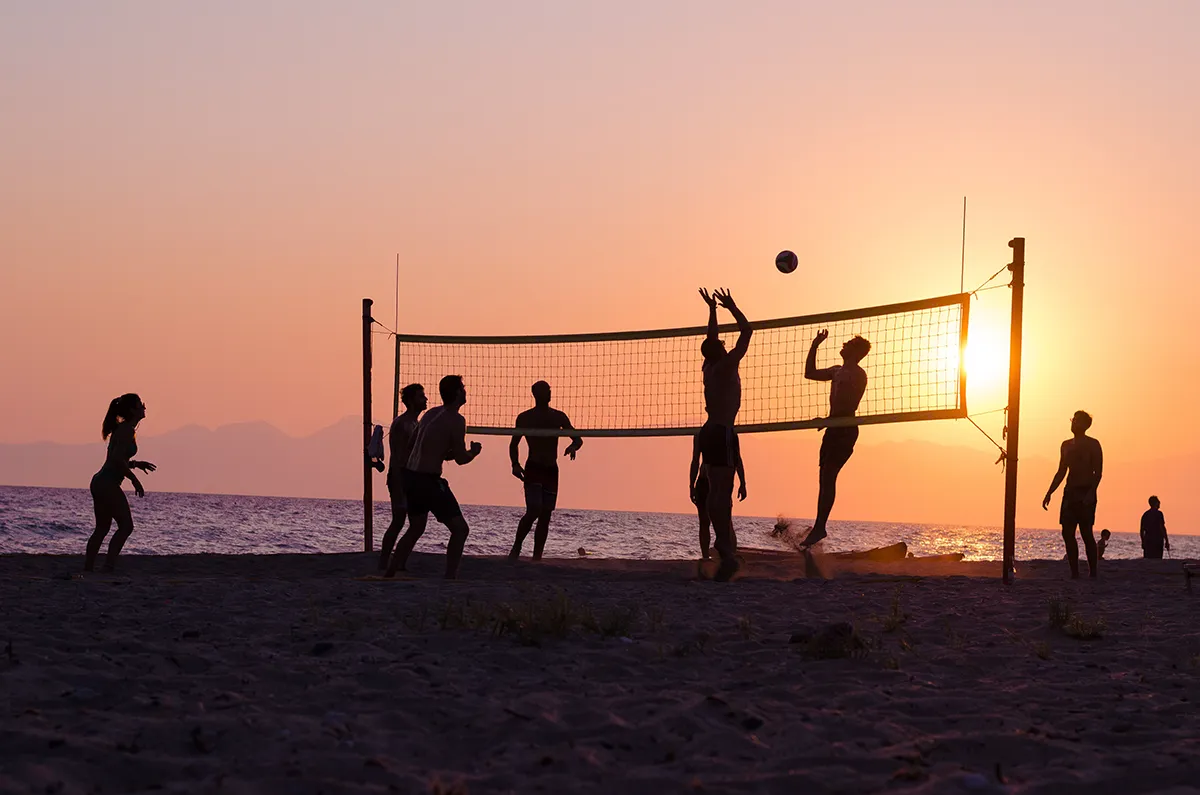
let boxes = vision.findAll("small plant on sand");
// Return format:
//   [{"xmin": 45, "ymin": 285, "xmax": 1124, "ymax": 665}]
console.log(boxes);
[
  {"xmin": 672, "ymin": 631, "xmax": 712, "ymax": 657},
  {"xmin": 596, "ymin": 605, "xmax": 639, "ymax": 638},
  {"xmin": 737, "ymin": 616, "xmax": 755, "ymax": 640},
  {"xmin": 438, "ymin": 599, "xmax": 467, "ymax": 630},
  {"xmin": 404, "ymin": 603, "xmax": 430, "ymax": 633},
  {"xmin": 1047, "ymin": 595, "xmax": 1072, "ymax": 628},
  {"xmin": 1046, "ymin": 595, "xmax": 1105, "ymax": 639},
  {"xmin": 801, "ymin": 622, "xmax": 868, "ymax": 660},
  {"xmin": 881, "ymin": 588, "xmax": 908, "ymax": 633},
  {"xmin": 941, "ymin": 618, "xmax": 964, "ymax": 650},
  {"xmin": 1062, "ymin": 614, "xmax": 1106, "ymax": 640},
  {"xmin": 490, "ymin": 594, "xmax": 578, "ymax": 645}
]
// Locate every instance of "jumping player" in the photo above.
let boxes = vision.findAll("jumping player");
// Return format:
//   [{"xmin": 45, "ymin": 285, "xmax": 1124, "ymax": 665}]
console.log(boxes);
[
  {"xmin": 690, "ymin": 428, "xmax": 747, "ymax": 560},
  {"xmin": 796, "ymin": 330, "xmax": 871, "ymax": 549},
  {"xmin": 698, "ymin": 287, "xmax": 752, "ymax": 581}
]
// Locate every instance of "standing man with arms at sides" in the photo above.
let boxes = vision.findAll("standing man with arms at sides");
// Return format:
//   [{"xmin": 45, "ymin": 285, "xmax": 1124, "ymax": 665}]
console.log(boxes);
[
  {"xmin": 1140, "ymin": 495, "xmax": 1170, "ymax": 559},
  {"xmin": 689, "ymin": 428, "xmax": 747, "ymax": 561},
  {"xmin": 1043, "ymin": 410, "xmax": 1103, "ymax": 578},
  {"xmin": 795, "ymin": 330, "xmax": 871, "ymax": 549},
  {"xmin": 508, "ymin": 381, "xmax": 583, "ymax": 561},
  {"xmin": 378, "ymin": 383, "xmax": 427, "ymax": 570},
  {"xmin": 385, "ymin": 375, "xmax": 482, "ymax": 580},
  {"xmin": 698, "ymin": 287, "xmax": 752, "ymax": 582}
]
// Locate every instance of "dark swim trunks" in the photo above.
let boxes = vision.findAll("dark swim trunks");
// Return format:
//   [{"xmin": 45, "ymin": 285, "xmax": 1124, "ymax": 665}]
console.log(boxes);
[
  {"xmin": 820, "ymin": 426, "xmax": 859, "ymax": 471},
  {"xmin": 1060, "ymin": 485, "xmax": 1097, "ymax": 527},
  {"xmin": 698, "ymin": 421, "xmax": 735, "ymax": 468},
  {"xmin": 523, "ymin": 462, "xmax": 559, "ymax": 512},
  {"xmin": 403, "ymin": 470, "xmax": 463, "ymax": 524}
]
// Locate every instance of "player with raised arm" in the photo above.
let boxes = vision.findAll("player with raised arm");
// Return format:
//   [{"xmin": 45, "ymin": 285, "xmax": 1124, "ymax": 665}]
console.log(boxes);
[
  {"xmin": 795, "ymin": 330, "xmax": 871, "ymax": 549},
  {"xmin": 1043, "ymin": 410, "xmax": 1103, "ymax": 578},
  {"xmin": 384, "ymin": 375, "xmax": 482, "ymax": 580},
  {"xmin": 698, "ymin": 287, "xmax": 752, "ymax": 581},
  {"xmin": 508, "ymin": 381, "xmax": 583, "ymax": 561}
]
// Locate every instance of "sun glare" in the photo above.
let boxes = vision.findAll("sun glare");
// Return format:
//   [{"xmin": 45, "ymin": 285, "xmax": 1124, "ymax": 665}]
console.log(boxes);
[{"xmin": 964, "ymin": 329, "xmax": 1009, "ymax": 392}]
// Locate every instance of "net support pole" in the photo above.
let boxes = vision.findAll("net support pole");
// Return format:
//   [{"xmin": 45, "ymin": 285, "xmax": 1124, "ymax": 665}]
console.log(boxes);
[
  {"xmin": 1002, "ymin": 238, "xmax": 1025, "ymax": 583},
  {"xmin": 393, "ymin": 334, "xmax": 401, "ymax": 420},
  {"xmin": 362, "ymin": 298, "xmax": 374, "ymax": 554},
  {"xmin": 393, "ymin": 254, "xmax": 401, "ymax": 420}
]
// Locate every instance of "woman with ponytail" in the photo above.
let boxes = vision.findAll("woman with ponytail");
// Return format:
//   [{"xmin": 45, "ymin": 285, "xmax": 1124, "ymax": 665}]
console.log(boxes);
[{"xmin": 87, "ymin": 393, "xmax": 156, "ymax": 572}]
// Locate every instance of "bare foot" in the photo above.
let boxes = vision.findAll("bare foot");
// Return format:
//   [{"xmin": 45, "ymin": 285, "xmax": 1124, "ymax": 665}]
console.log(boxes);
[{"xmin": 796, "ymin": 526, "xmax": 827, "ymax": 549}]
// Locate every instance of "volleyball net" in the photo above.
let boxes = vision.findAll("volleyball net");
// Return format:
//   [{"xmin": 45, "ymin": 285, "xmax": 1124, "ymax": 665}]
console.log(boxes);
[{"xmin": 389, "ymin": 293, "xmax": 969, "ymax": 436}]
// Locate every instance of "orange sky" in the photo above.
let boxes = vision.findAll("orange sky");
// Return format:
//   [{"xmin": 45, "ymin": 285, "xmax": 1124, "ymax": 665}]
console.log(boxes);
[{"xmin": 2, "ymin": 3, "xmax": 1198, "ymax": 528}]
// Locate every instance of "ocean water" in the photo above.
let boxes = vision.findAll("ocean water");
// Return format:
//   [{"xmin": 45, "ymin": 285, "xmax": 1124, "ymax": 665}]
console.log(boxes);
[{"xmin": 0, "ymin": 485, "xmax": 1193, "ymax": 562}]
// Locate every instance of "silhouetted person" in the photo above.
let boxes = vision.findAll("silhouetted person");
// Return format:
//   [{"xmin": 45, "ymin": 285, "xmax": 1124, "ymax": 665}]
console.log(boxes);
[
  {"xmin": 1140, "ymin": 496, "xmax": 1170, "ymax": 559},
  {"xmin": 698, "ymin": 287, "xmax": 752, "ymax": 581},
  {"xmin": 378, "ymin": 383, "xmax": 428, "ymax": 570},
  {"xmin": 385, "ymin": 375, "xmax": 482, "ymax": 579},
  {"xmin": 796, "ymin": 331, "xmax": 871, "ymax": 548},
  {"xmin": 1097, "ymin": 528, "xmax": 1112, "ymax": 560},
  {"xmin": 86, "ymin": 394, "xmax": 156, "ymax": 572},
  {"xmin": 1043, "ymin": 410, "xmax": 1103, "ymax": 578},
  {"xmin": 689, "ymin": 428, "xmax": 746, "ymax": 560},
  {"xmin": 508, "ymin": 381, "xmax": 583, "ymax": 561}
]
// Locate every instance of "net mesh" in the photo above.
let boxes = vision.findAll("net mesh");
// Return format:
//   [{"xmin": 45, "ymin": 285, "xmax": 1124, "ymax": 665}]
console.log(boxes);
[{"xmin": 394, "ymin": 294, "xmax": 968, "ymax": 436}]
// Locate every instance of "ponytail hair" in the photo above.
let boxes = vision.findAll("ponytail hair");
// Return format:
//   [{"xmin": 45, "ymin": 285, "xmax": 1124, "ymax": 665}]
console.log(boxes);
[{"xmin": 102, "ymin": 393, "xmax": 144, "ymax": 440}]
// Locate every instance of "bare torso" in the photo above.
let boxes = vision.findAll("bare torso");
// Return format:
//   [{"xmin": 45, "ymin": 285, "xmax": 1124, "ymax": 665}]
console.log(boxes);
[
  {"xmin": 828, "ymin": 364, "xmax": 867, "ymax": 418},
  {"xmin": 516, "ymin": 406, "xmax": 572, "ymax": 466},
  {"xmin": 1062, "ymin": 436, "xmax": 1103, "ymax": 489},
  {"xmin": 406, "ymin": 406, "xmax": 466, "ymax": 476},
  {"xmin": 703, "ymin": 357, "xmax": 742, "ymax": 426},
  {"xmin": 388, "ymin": 413, "xmax": 419, "ymax": 476}
]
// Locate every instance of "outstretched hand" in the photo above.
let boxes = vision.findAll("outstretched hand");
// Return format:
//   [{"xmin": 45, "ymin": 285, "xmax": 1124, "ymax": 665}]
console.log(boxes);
[
  {"xmin": 135, "ymin": 460, "xmax": 157, "ymax": 473},
  {"xmin": 698, "ymin": 288, "xmax": 717, "ymax": 308},
  {"xmin": 134, "ymin": 481, "xmax": 145, "ymax": 498},
  {"xmin": 813, "ymin": 329, "xmax": 829, "ymax": 346},
  {"xmin": 1042, "ymin": 493, "xmax": 1052, "ymax": 511},
  {"xmin": 713, "ymin": 288, "xmax": 736, "ymax": 310},
  {"xmin": 564, "ymin": 441, "xmax": 582, "ymax": 460}
]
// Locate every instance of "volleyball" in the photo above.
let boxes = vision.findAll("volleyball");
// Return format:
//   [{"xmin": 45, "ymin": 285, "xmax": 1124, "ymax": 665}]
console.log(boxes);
[{"xmin": 775, "ymin": 250, "xmax": 798, "ymax": 274}]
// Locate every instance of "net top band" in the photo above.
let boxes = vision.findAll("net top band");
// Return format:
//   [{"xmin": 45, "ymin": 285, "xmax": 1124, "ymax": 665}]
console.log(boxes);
[{"xmin": 394, "ymin": 293, "xmax": 969, "ymax": 345}]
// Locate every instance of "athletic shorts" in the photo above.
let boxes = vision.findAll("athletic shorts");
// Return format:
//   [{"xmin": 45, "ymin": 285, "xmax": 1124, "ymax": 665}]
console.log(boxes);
[
  {"xmin": 693, "ymin": 474, "xmax": 711, "ymax": 506},
  {"xmin": 386, "ymin": 468, "xmax": 407, "ymax": 511},
  {"xmin": 1060, "ymin": 485, "xmax": 1097, "ymax": 527},
  {"xmin": 820, "ymin": 426, "xmax": 859, "ymax": 471},
  {"xmin": 698, "ymin": 421, "xmax": 735, "ymax": 468},
  {"xmin": 402, "ymin": 470, "xmax": 463, "ymax": 524},
  {"xmin": 523, "ymin": 462, "xmax": 559, "ymax": 512}
]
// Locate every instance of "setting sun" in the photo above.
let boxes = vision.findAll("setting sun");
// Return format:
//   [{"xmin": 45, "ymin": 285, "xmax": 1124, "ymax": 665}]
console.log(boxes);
[{"xmin": 964, "ymin": 327, "xmax": 1010, "ymax": 393}]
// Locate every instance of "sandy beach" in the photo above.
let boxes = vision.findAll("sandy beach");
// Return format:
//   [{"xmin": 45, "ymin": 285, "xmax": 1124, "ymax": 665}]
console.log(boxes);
[{"xmin": 2, "ymin": 551, "xmax": 1199, "ymax": 794}]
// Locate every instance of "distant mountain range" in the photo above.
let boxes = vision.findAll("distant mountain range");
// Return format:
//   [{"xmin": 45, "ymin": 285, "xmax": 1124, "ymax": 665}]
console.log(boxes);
[{"xmin": 1, "ymin": 417, "xmax": 1193, "ymax": 534}]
